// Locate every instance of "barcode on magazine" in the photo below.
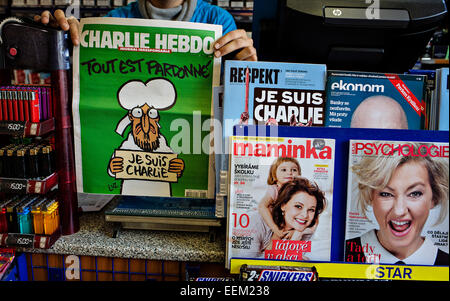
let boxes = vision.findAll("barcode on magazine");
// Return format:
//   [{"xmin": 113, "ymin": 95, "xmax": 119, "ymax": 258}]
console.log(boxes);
[
  {"xmin": 185, "ymin": 189, "xmax": 208, "ymax": 198},
  {"xmin": 215, "ymin": 194, "xmax": 225, "ymax": 218},
  {"xmin": 219, "ymin": 170, "xmax": 228, "ymax": 195}
]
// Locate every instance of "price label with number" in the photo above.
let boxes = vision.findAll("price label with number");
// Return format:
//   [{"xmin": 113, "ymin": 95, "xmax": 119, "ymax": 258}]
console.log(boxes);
[
  {"xmin": 0, "ymin": 179, "xmax": 28, "ymax": 193},
  {"xmin": 0, "ymin": 121, "xmax": 26, "ymax": 134},
  {"xmin": 5, "ymin": 233, "xmax": 35, "ymax": 248}
]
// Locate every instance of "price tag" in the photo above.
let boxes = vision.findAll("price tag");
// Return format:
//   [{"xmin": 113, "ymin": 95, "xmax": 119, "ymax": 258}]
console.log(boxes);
[
  {"xmin": 0, "ymin": 178, "xmax": 28, "ymax": 193},
  {"xmin": 0, "ymin": 121, "xmax": 26, "ymax": 134},
  {"xmin": 5, "ymin": 233, "xmax": 35, "ymax": 248}
]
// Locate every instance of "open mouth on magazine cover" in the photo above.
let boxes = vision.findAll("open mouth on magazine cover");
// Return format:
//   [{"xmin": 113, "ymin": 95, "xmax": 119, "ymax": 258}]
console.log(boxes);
[{"xmin": 389, "ymin": 219, "xmax": 412, "ymax": 237}]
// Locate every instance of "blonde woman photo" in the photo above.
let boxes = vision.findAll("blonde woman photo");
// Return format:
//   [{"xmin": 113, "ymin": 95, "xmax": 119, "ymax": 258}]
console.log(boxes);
[{"xmin": 346, "ymin": 142, "xmax": 449, "ymax": 266}]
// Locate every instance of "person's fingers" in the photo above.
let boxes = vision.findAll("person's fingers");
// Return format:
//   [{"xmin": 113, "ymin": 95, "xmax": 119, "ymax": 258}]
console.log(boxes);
[
  {"xmin": 54, "ymin": 9, "xmax": 70, "ymax": 31},
  {"xmin": 214, "ymin": 29, "xmax": 246, "ymax": 51},
  {"xmin": 40, "ymin": 10, "xmax": 52, "ymax": 24},
  {"xmin": 213, "ymin": 29, "xmax": 258, "ymax": 60},
  {"xmin": 33, "ymin": 15, "xmax": 41, "ymax": 22},
  {"xmin": 244, "ymin": 53, "xmax": 257, "ymax": 61},
  {"xmin": 234, "ymin": 45, "xmax": 258, "ymax": 61},
  {"xmin": 215, "ymin": 37, "xmax": 253, "ymax": 58},
  {"xmin": 68, "ymin": 16, "xmax": 80, "ymax": 45}
]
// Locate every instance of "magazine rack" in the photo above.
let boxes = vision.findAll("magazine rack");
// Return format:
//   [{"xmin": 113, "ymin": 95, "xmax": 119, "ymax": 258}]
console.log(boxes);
[
  {"xmin": 228, "ymin": 125, "xmax": 449, "ymax": 281},
  {"xmin": 0, "ymin": 18, "xmax": 79, "ymax": 236},
  {"xmin": 105, "ymin": 214, "xmax": 222, "ymax": 237},
  {"xmin": 104, "ymin": 196, "xmax": 222, "ymax": 241}
]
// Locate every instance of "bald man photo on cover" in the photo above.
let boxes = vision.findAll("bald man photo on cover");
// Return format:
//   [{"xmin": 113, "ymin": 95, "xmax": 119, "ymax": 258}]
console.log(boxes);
[
  {"xmin": 108, "ymin": 78, "xmax": 184, "ymax": 197},
  {"xmin": 350, "ymin": 95, "xmax": 409, "ymax": 130}
]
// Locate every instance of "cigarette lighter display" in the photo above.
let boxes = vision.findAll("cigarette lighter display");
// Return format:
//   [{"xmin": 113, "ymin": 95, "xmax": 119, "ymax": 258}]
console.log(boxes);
[
  {"xmin": 6, "ymin": 196, "xmax": 26, "ymax": 233},
  {"xmin": 27, "ymin": 147, "xmax": 39, "ymax": 179},
  {"xmin": 6, "ymin": 89, "xmax": 12, "ymax": 121},
  {"xmin": 0, "ymin": 206, "xmax": 7, "ymax": 233},
  {"xmin": 1, "ymin": 194, "xmax": 59, "ymax": 236},
  {"xmin": 0, "ymin": 140, "xmax": 56, "ymax": 179},
  {"xmin": 17, "ymin": 204, "xmax": 33, "ymax": 234},
  {"xmin": 16, "ymin": 195, "xmax": 40, "ymax": 234},
  {"xmin": 0, "ymin": 197, "xmax": 16, "ymax": 233},
  {"xmin": 0, "ymin": 86, "xmax": 52, "ymax": 123},
  {"xmin": 1, "ymin": 17, "xmax": 78, "ymax": 237},
  {"xmin": 15, "ymin": 149, "xmax": 27, "ymax": 179},
  {"xmin": 31, "ymin": 198, "xmax": 47, "ymax": 235},
  {"xmin": 43, "ymin": 199, "xmax": 59, "ymax": 235}
]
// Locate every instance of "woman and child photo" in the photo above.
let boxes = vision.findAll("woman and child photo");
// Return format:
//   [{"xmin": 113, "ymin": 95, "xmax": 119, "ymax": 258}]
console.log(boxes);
[{"xmin": 240, "ymin": 157, "xmax": 329, "ymax": 259}]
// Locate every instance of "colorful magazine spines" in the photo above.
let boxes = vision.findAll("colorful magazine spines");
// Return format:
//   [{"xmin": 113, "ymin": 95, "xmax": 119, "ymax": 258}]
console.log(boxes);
[{"xmin": 437, "ymin": 68, "xmax": 449, "ymax": 131}]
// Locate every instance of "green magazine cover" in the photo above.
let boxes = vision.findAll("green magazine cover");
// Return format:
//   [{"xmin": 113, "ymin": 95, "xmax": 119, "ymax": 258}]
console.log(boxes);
[{"xmin": 73, "ymin": 18, "xmax": 221, "ymax": 198}]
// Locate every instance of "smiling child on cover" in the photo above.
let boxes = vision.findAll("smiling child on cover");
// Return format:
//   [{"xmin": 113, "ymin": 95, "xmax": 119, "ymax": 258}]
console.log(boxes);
[{"xmin": 258, "ymin": 157, "xmax": 301, "ymax": 239}]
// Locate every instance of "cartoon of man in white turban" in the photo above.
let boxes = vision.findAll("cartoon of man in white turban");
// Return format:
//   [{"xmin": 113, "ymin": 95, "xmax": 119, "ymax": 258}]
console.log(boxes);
[{"xmin": 108, "ymin": 78, "xmax": 184, "ymax": 197}]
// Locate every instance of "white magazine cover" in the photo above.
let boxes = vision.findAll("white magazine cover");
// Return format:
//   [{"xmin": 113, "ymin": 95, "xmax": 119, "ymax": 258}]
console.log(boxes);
[
  {"xmin": 226, "ymin": 136, "xmax": 335, "ymax": 268},
  {"xmin": 345, "ymin": 140, "xmax": 449, "ymax": 266}
]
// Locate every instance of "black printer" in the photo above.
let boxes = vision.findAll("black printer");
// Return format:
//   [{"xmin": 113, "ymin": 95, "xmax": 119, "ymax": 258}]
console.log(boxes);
[{"xmin": 253, "ymin": 0, "xmax": 448, "ymax": 72}]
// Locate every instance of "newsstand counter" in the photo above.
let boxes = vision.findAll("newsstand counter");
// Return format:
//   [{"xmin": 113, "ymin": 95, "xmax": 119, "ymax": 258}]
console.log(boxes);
[{"xmin": 21, "ymin": 201, "xmax": 226, "ymax": 263}]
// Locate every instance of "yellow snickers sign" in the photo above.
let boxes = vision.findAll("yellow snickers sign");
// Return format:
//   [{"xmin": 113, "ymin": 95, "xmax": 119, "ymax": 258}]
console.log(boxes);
[{"xmin": 230, "ymin": 259, "xmax": 449, "ymax": 282}]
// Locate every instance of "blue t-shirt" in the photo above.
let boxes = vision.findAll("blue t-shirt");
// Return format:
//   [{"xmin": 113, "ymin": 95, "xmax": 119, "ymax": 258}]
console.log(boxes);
[{"xmin": 106, "ymin": 0, "xmax": 237, "ymax": 35}]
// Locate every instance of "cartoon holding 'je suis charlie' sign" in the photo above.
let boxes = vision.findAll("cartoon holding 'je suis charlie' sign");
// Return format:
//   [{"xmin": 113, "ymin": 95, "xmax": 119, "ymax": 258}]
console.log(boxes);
[{"xmin": 72, "ymin": 17, "xmax": 221, "ymax": 198}]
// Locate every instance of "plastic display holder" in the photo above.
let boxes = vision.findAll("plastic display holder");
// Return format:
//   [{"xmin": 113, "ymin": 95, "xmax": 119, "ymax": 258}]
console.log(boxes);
[
  {"xmin": 0, "ymin": 228, "xmax": 61, "ymax": 249},
  {"xmin": 0, "ymin": 18, "xmax": 79, "ymax": 235},
  {"xmin": 0, "ymin": 172, "xmax": 58, "ymax": 194},
  {"xmin": 0, "ymin": 118, "xmax": 55, "ymax": 137}
]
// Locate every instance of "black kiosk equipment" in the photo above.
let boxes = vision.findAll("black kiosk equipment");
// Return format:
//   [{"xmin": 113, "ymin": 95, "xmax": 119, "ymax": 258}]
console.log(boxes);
[{"xmin": 253, "ymin": 0, "xmax": 448, "ymax": 72}]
